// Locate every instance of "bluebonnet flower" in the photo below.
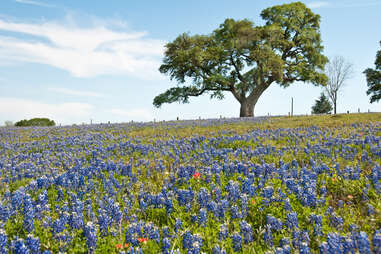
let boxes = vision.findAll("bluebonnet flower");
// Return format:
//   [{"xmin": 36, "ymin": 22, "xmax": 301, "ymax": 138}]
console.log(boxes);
[
  {"xmin": 125, "ymin": 224, "xmax": 138, "ymax": 246},
  {"xmin": 13, "ymin": 238, "xmax": 29, "ymax": 254},
  {"xmin": 362, "ymin": 187, "xmax": 369, "ymax": 201},
  {"xmin": 292, "ymin": 230, "xmax": 301, "ymax": 249},
  {"xmin": 125, "ymin": 246, "xmax": 144, "ymax": 254},
  {"xmin": 69, "ymin": 212, "xmax": 84, "ymax": 230},
  {"xmin": 300, "ymin": 231, "xmax": 310, "ymax": 245},
  {"xmin": 231, "ymin": 232, "xmax": 242, "ymax": 252},
  {"xmin": 219, "ymin": 224, "xmax": 228, "ymax": 240},
  {"xmin": 150, "ymin": 227, "xmax": 160, "ymax": 244},
  {"xmin": 212, "ymin": 245, "xmax": 223, "ymax": 254},
  {"xmin": 284, "ymin": 198, "xmax": 292, "ymax": 211},
  {"xmin": 349, "ymin": 224, "xmax": 359, "ymax": 233},
  {"xmin": 192, "ymin": 241, "xmax": 201, "ymax": 254},
  {"xmin": 98, "ymin": 209, "xmax": 111, "ymax": 236},
  {"xmin": 174, "ymin": 219, "xmax": 182, "ymax": 234},
  {"xmin": 198, "ymin": 188, "xmax": 211, "ymax": 208},
  {"xmin": 191, "ymin": 214, "xmax": 197, "ymax": 223},
  {"xmin": 357, "ymin": 231, "xmax": 371, "ymax": 254},
  {"xmin": 343, "ymin": 237, "xmax": 355, "ymax": 254},
  {"xmin": 332, "ymin": 214, "xmax": 344, "ymax": 231},
  {"xmin": 52, "ymin": 216, "xmax": 67, "ymax": 234},
  {"xmin": 320, "ymin": 186, "xmax": 327, "ymax": 197},
  {"xmin": 267, "ymin": 215, "xmax": 283, "ymax": 231},
  {"xmin": 327, "ymin": 233, "xmax": 342, "ymax": 254},
  {"xmin": 310, "ymin": 214, "xmax": 323, "ymax": 236},
  {"xmin": 38, "ymin": 190, "xmax": 49, "ymax": 208},
  {"xmin": 279, "ymin": 238, "xmax": 290, "ymax": 248},
  {"xmin": 275, "ymin": 247, "xmax": 284, "ymax": 254},
  {"xmin": 162, "ymin": 226, "xmax": 171, "ymax": 238},
  {"xmin": 217, "ymin": 200, "xmax": 228, "ymax": 219},
  {"xmin": 264, "ymin": 225, "xmax": 273, "ymax": 247},
  {"xmin": 286, "ymin": 212, "xmax": 298, "ymax": 229},
  {"xmin": 338, "ymin": 200, "xmax": 344, "ymax": 208},
  {"xmin": 11, "ymin": 190, "xmax": 24, "ymax": 212},
  {"xmin": 26, "ymin": 235, "xmax": 40, "ymax": 254},
  {"xmin": 84, "ymin": 222, "xmax": 97, "ymax": 253},
  {"xmin": 225, "ymin": 181, "xmax": 241, "ymax": 202},
  {"xmin": 199, "ymin": 208, "xmax": 207, "ymax": 226},
  {"xmin": 139, "ymin": 199, "xmax": 147, "ymax": 211},
  {"xmin": 262, "ymin": 186, "xmax": 274, "ymax": 199},
  {"xmin": 241, "ymin": 194, "xmax": 249, "ymax": 217},
  {"xmin": 314, "ymin": 223, "xmax": 322, "ymax": 237},
  {"xmin": 23, "ymin": 195, "xmax": 35, "ymax": 232},
  {"xmin": 162, "ymin": 237, "xmax": 171, "ymax": 254},
  {"xmin": 0, "ymin": 202, "xmax": 9, "ymax": 223},
  {"xmin": 282, "ymin": 245, "xmax": 291, "ymax": 254},
  {"xmin": 230, "ymin": 205, "xmax": 241, "ymax": 219},
  {"xmin": 0, "ymin": 229, "xmax": 8, "ymax": 253},
  {"xmin": 367, "ymin": 204, "xmax": 375, "ymax": 215},
  {"xmin": 240, "ymin": 220, "xmax": 253, "ymax": 244},
  {"xmin": 299, "ymin": 242, "xmax": 310, "ymax": 254},
  {"xmin": 372, "ymin": 229, "xmax": 381, "ymax": 254},
  {"xmin": 320, "ymin": 241, "xmax": 328, "ymax": 254}
]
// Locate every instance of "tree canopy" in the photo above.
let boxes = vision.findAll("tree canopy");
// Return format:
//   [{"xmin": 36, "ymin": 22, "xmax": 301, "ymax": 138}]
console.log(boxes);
[
  {"xmin": 311, "ymin": 93, "xmax": 332, "ymax": 114},
  {"xmin": 15, "ymin": 118, "xmax": 55, "ymax": 127},
  {"xmin": 364, "ymin": 41, "xmax": 381, "ymax": 103},
  {"xmin": 154, "ymin": 2, "xmax": 328, "ymax": 117}
]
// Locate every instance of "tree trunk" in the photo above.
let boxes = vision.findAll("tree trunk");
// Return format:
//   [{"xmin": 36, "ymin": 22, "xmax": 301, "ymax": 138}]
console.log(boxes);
[
  {"xmin": 334, "ymin": 100, "xmax": 337, "ymax": 114},
  {"xmin": 333, "ymin": 91, "xmax": 337, "ymax": 114},
  {"xmin": 238, "ymin": 82, "xmax": 270, "ymax": 117},
  {"xmin": 239, "ymin": 99, "xmax": 255, "ymax": 117}
]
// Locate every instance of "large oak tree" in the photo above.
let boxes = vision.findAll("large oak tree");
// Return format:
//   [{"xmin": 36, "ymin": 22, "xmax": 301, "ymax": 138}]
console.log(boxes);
[{"xmin": 154, "ymin": 2, "xmax": 328, "ymax": 117}]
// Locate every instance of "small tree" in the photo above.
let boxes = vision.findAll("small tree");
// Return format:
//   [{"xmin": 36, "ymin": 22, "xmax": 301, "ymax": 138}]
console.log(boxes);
[
  {"xmin": 324, "ymin": 56, "xmax": 353, "ymax": 114},
  {"xmin": 312, "ymin": 93, "xmax": 332, "ymax": 114},
  {"xmin": 364, "ymin": 41, "xmax": 381, "ymax": 103},
  {"xmin": 4, "ymin": 121, "xmax": 13, "ymax": 127}
]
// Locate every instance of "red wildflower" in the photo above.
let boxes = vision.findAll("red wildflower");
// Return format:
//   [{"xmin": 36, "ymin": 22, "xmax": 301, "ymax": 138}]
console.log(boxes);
[
  {"xmin": 138, "ymin": 237, "xmax": 148, "ymax": 243},
  {"xmin": 116, "ymin": 244, "xmax": 123, "ymax": 249},
  {"xmin": 193, "ymin": 172, "xmax": 201, "ymax": 179}
]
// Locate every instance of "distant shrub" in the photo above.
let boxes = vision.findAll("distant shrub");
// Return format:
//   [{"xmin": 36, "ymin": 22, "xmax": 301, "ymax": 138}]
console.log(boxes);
[
  {"xmin": 311, "ymin": 93, "xmax": 332, "ymax": 114},
  {"xmin": 15, "ymin": 118, "xmax": 55, "ymax": 127}
]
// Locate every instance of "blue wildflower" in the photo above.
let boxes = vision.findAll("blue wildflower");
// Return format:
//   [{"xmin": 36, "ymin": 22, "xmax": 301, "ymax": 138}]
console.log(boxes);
[
  {"xmin": 231, "ymin": 232, "xmax": 242, "ymax": 252},
  {"xmin": 84, "ymin": 222, "xmax": 97, "ymax": 253}
]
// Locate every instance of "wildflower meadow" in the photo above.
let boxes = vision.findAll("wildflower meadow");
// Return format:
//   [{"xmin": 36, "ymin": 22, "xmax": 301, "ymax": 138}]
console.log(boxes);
[{"xmin": 0, "ymin": 114, "xmax": 380, "ymax": 253}]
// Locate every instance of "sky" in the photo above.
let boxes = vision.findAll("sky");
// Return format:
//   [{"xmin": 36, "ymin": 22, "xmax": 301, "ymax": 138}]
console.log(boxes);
[{"xmin": 0, "ymin": 0, "xmax": 380, "ymax": 125}]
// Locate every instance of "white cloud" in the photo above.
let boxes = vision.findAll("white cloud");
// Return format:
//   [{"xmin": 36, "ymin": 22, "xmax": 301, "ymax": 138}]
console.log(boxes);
[
  {"xmin": 0, "ymin": 18, "xmax": 165, "ymax": 79},
  {"xmin": 14, "ymin": 0, "xmax": 53, "ymax": 7},
  {"xmin": 307, "ymin": 1, "xmax": 330, "ymax": 8},
  {"xmin": 49, "ymin": 87, "xmax": 104, "ymax": 97},
  {"xmin": 0, "ymin": 97, "xmax": 94, "ymax": 124},
  {"xmin": 110, "ymin": 108, "xmax": 153, "ymax": 121}
]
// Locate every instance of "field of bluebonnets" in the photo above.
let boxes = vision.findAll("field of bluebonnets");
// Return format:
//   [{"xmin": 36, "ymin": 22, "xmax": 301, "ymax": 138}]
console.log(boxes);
[{"xmin": 0, "ymin": 113, "xmax": 380, "ymax": 254}]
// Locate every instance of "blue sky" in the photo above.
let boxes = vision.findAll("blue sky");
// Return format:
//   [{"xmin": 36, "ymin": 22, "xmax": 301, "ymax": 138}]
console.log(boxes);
[{"xmin": 0, "ymin": 0, "xmax": 380, "ymax": 125}]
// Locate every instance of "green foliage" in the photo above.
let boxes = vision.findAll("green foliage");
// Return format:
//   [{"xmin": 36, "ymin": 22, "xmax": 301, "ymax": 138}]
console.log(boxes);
[
  {"xmin": 311, "ymin": 93, "xmax": 332, "ymax": 114},
  {"xmin": 364, "ymin": 40, "xmax": 381, "ymax": 103},
  {"xmin": 154, "ymin": 2, "xmax": 328, "ymax": 117},
  {"xmin": 15, "ymin": 118, "xmax": 56, "ymax": 127}
]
